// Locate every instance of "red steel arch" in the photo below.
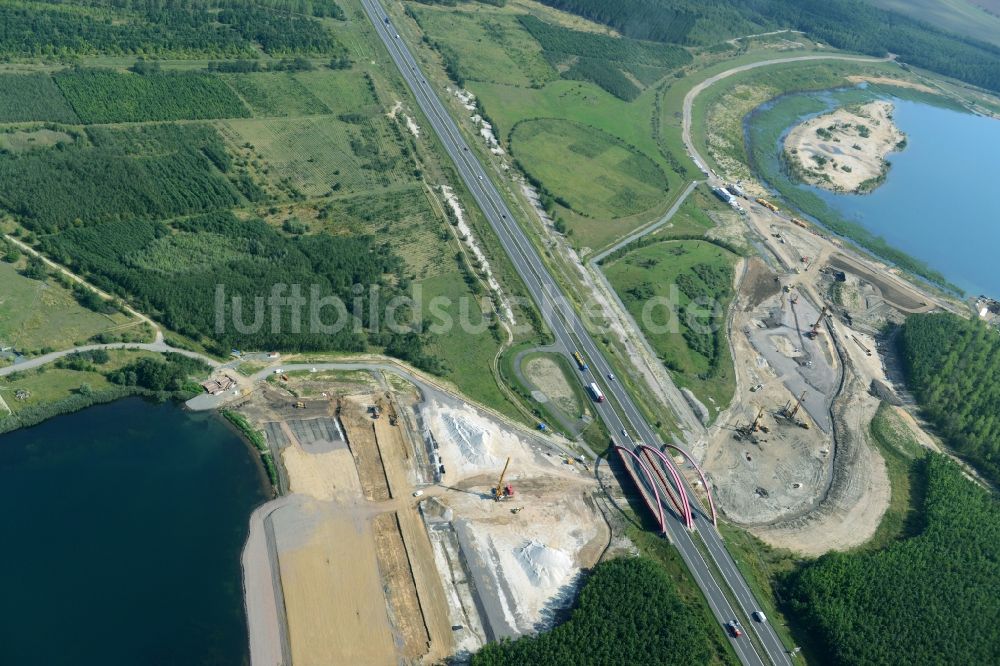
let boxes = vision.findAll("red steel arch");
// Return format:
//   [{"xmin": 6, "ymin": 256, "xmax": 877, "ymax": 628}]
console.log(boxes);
[
  {"xmin": 614, "ymin": 445, "xmax": 666, "ymax": 534},
  {"xmin": 664, "ymin": 443, "xmax": 718, "ymax": 527},
  {"xmin": 637, "ymin": 444, "xmax": 694, "ymax": 529}
]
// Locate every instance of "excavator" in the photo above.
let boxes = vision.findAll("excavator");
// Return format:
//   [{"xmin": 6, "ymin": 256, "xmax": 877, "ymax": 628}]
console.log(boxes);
[{"xmin": 493, "ymin": 457, "xmax": 515, "ymax": 501}]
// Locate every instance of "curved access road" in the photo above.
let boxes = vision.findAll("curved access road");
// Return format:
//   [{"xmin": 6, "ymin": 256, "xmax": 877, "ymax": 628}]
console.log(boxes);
[{"xmin": 682, "ymin": 54, "xmax": 892, "ymax": 183}]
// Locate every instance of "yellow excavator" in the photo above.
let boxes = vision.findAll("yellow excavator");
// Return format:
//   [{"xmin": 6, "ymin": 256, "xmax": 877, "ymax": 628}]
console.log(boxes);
[{"xmin": 493, "ymin": 457, "xmax": 515, "ymax": 501}]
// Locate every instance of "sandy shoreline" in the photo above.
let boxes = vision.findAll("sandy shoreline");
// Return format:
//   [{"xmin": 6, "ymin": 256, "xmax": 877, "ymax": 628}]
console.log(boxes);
[{"xmin": 784, "ymin": 100, "xmax": 906, "ymax": 194}]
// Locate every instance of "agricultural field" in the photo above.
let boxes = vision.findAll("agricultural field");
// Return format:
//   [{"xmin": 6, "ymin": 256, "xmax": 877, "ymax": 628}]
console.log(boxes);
[
  {"xmin": 0, "ymin": 73, "xmax": 78, "ymax": 123},
  {"xmin": 604, "ymin": 239, "xmax": 737, "ymax": 412},
  {"xmin": 510, "ymin": 118, "xmax": 668, "ymax": 220},
  {"xmin": 221, "ymin": 72, "xmax": 331, "ymax": 117},
  {"xmin": 293, "ymin": 69, "xmax": 382, "ymax": 117},
  {"xmin": 0, "ymin": 262, "xmax": 136, "ymax": 355},
  {"xmin": 54, "ymin": 69, "xmax": 250, "ymax": 123}
]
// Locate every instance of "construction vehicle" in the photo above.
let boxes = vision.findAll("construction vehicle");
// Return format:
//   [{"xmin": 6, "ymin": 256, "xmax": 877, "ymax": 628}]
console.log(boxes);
[
  {"xmin": 806, "ymin": 306, "xmax": 829, "ymax": 339},
  {"xmin": 783, "ymin": 390, "xmax": 807, "ymax": 420},
  {"xmin": 587, "ymin": 382, "xmax": 605, "ymax": 403},
  {"xmin": 493, "ymin": 457, "xmax": 514, "ymax": 501},
  {"xmin": 292, "ymin": 401, "xmax": 305, "ymax": 409},
  {"xmin": 735, "ymin": 407, "xmax": 765, "ymax": 440},
  {"xmin": 755, "ymin": 197, "xmax": 779, "ymax": 213},
  {"xmin": 573, "ymin": 351, "xmax": 589, "ymax": 371},
  {"xmin": 383, "ymin": 392, "xmax": 398, "ymax": 426}
]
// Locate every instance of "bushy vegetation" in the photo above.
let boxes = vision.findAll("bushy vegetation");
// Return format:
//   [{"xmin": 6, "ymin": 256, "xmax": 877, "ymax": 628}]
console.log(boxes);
[
  {"xmin": 0, "ymin": 74, "xmax": 78, "ymax": 123},
  {"xmin": 222, "ymin": 410, "xmax": 278, "ymax": 489},
  {"xmin": 539, "ymin": 0, "xmax": 1000, "ymax": 95},
  {"xmin": 54, "ymin": 69, "xmax": 249, "ymax": 123},
  {"xmin": 0, "ymin": 1, "xmax": 345, "ymax": 58},
  {"xmin": 604, "ymin": 238, "xmax": 736, "ymax": 412},
  {"xmin": 518, "ymin": 15, "xmax": 690, "ymax": 99},
  {"xmin": 534, "ymin": 0, "xmax": 699, "ymax": 44},
  {"xmin": 38, "ymin": 212, "xmax": 438, "ymax": 365},
  {"xmin": 784, "ymin": 454, "xmax": 1000, "ymax": 665},
  {"xmin": 471, "ymin": 557, "xmax": 713, "ymax": 665},
  {"xmin": 0, "ymin": 124, "xmax": 244, "ymax": 234},
  {"xmin": 899, "ymin": 312, "xmax": 1000, "ymax": 485},
  {"xmin": 107, "ymin": 353, "xmax": 208, "ymax": 394},
  {"xmin": 563, "ymin": 57, "xmax": 640, "ymax": 101}
]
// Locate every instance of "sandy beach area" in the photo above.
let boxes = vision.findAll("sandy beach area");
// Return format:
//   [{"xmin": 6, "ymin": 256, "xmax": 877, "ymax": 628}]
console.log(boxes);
[{"xmin": 784, "ymin": 100, "xmax": 906, "ymax": 193}]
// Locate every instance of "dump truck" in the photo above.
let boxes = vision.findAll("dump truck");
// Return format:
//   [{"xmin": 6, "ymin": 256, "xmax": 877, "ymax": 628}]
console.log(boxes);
[{"xmin": 755, "ymin": 197, "xmax": 779, "ymax": 212}]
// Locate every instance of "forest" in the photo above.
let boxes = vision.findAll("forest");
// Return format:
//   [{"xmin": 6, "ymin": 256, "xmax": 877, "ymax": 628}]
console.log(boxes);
[
  {"xmin": 471, "ymin": 557, "xmax": 713, "ymax": 665},
  {"xmin": 0, "ymin": 0, "xmax": 346, "ymax": 58},
  {"xmin": 898, "ymin": 312, "xmax": 1000, "ymax": 485},
  {"xmin": 38, "ymin": 212, "xmax": 434, "ymax": 362},
  {"xmin": 784, "ymin": 454, "xmax": 1000, "ymax": 665},
  {"xmin": 518, "ymin": 15, "xmax": 691, "ymax": 100},
  {"xmin": 538, "ymin": 0, "xmax": 1000, "ymax": 95},
  {"xmin": 54, "ymin": 68, "xmax": 249, "ymax": 123},
  {"xmin": 0, "ymin": 124, "xmax": 244, "ymax": 234},
  {"xmin": 0, "ymin": 74, "xmax": 78, "ymax": 124}
]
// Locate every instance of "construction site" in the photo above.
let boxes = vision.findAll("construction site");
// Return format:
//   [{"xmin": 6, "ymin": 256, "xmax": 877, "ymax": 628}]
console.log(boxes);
[
  {"xmin": 236, "ymin": 367, "xmax": 610, "ymax": 665},
  {"xmin": 698, "ymin": 196, "xmax": 953, "ymax": 554}
]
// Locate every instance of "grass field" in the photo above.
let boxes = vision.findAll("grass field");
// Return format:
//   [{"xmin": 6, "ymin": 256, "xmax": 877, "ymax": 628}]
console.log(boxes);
[
  {"xmin": 0, "ymin": 128, "xmax": 75, "ymax": 153},
  {"xmin": 0, "ymin": 349, "xmax": 163, "ymax": 414},
  {"xmin": 604, "ymin": 239, "xmax": 737, "ymax": 413},
  {"xmin": 864, "ymin": 402, "xmax": 928, "ymax": 550},
  {"xmin": 221, "ymin": 72, "xmax": 331, "ymax": 117},
  {"xmin": 294, "ymin": 69, "xmax": 381, "ymax": 116},
  {"xmin": 417, "ymin": 272, "xmax": 515, "ymax": 420},
  {"xmin": 220, "ymin": 114, "xmax": 414, "ymax": 198},
  {"xmin": 410, "ymin": 6, "xmax": 555, "ymax": 88},
  {"xmin": 0, "ymin": 262, "xmax": 136, "ymax": 354},
  {"xmin": 510, "ymin": 118, "xmax": 668, "ymax": 220},
  {"xmin": 313, "ymin": 186, "xmax": 451, "ymax": 281}
]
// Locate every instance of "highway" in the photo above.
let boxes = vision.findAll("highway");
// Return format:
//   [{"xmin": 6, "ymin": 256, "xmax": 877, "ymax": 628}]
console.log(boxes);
[{"xmin": 360, "ymin": 2, "xmax": 791, "ymax": 664}]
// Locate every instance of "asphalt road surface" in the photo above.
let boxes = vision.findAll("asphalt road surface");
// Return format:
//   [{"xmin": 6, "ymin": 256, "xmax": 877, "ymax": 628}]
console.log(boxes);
[{"xmin": 361, "ymin": 2, "xmax": 792, "ymax": 663}]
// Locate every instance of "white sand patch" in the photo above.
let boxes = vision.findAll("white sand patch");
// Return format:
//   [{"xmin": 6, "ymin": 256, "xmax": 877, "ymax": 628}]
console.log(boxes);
[
  {"xmin": 785, "ymin": 100, "xmax": 905, "ymax": 193},
  {"xmin": 440, "ymin": 185, "xmax": 515, "ymax": 324},
  {"xmin": 405, "ymin": 115, "xmax": 420, "ymax": 138},
  {"xmin": 515, "ymin": 539, "xmax": 574, "ymax": 589}
]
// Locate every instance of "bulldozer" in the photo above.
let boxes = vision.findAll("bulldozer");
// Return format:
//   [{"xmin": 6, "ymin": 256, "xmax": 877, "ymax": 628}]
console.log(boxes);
[{"xmin": 493, "ymin": 457, "xmax": 515, "ymax": 502}]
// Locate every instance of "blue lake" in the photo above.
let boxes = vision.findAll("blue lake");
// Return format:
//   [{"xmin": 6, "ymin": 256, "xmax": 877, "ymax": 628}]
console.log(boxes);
[
  {"xmin": 750, "ymin": 92, "xmax": 1000, "ymax": 298},
  {"xmin": 0, "ymin": 398, "xmax": 269, "ymax": 665}
]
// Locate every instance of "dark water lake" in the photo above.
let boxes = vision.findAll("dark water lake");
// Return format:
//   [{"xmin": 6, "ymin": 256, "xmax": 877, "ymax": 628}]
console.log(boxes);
[
  {"xmin": 0, "ymin": 398, "xmax": 268, "ymax": 665},
  {"xmin": 747, "ymin": 88, "xmax": 1000, "ymax": 297}
]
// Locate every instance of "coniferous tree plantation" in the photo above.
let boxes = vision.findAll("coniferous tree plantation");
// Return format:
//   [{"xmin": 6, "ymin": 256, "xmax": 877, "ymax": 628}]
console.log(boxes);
[
  {"xmin": 471, "ymin": 557, "xmax": 714, "ymax": 666},
  {"xmin": 899, "ymin": 312, "xmax": 1000, "ymax": 485},
  {"xmin": 785, "ymin": 455, "xmax": 1000, "ymax": 665},
  {"xmin": 538, "ymin": 0, "xmax": 1000, "ymax": 95}
]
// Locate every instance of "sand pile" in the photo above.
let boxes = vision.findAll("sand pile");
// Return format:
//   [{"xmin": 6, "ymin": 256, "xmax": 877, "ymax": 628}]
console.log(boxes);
[
  {"xmin": 515, "ymin": 540, "xmax": 574, "ymax": 589},
  {"xmin": 426, "ymin": 403, "xmax": 533, "ymax": 476}
]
